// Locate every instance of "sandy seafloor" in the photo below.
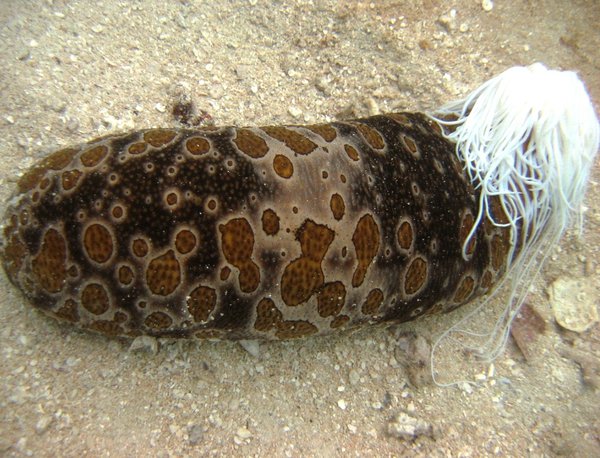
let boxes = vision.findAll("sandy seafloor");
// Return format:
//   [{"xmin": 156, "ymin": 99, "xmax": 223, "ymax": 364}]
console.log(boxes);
[{"xmin": 0, "ymin": 1, "xmax": 599, "ymax": 456}]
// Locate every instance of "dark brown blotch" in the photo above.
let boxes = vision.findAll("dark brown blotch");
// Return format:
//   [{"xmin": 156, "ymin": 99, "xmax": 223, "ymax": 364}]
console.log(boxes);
[
  {"xmin": 233, "ymin": 129, "xmax": 269, "ymax": 158},
  {"xmin": 262, "ymin": 126, "xmax": 317, "ymax": 155},
  {"xmin": 32, "ymin": 228, "xmax": 67, "ymax": 293},
  {"xmin": 219, "ymin": 218, "xmax": 260, "ymax": 293},
  {"xmin": 144, "ymin": 311, "xmax": 173, "ymax": 330},
  {"xmin": 83, "ymin": 223, "xmax": 114, "ymax": 264},
  {"xmin": 143, "ymin": 129, "xmax": 177, "ymax": 147},
  {"xmin": 81, "ymin": 283, "xmax": 110, "ymax": 315},
  {"xmin": 146, "ymin": 250, "xmax": 182, "ymax": 296},
  {"xmin": 186, "ymin": 136, "xmax": 211, "ymax": 155},
  {"xmin": 262, "ymin": 209, "xmax": 280, "ymax": 236},
  {"xmin": 351, "ymin": 214, "xmax": 380, "ymax": 287},
  {"xmin": 362, "ymin": 288, "xmax": 384, "ymax": 315},
  {"xmin": 404, "ymin": 257, "xmax": 428, "ymax": 295},
  {"xmin": 317, "ymin": 281, "xmax": 346, "ymax": 317},
  {"xmin": 397, "ymin": 220, "xmax": 413, "ymax": 251},
  {"xmin": 273, "ymin": 154, "xmax": 294, "ymax": 178},
  {"xmin": 187, "ymin": 285, "xmax": 217, "ymax": 322},
  {"xmin": 280, "ymin": 220, "xmax": 334, "ymax": 306},
  {"xmin": 330, "ymin": 193, "xmax": 345, "ymax": 221}
]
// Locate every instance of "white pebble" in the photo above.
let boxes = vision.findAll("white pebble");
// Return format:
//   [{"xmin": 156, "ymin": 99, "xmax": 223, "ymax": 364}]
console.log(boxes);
[
  {"xmin": 288, "ymin": 105, "xmax": 302, "ymax": 119},
  {"xmin": 337, "ymin": 399, "xmax": 347, "ymax": 410},
  {"xmin": 481, "ymin": 0, "xmax": 493, "ymax": 12},
  {"xmin": 236, "ymin": 427, "xmax": 252, "ymax": 439}
]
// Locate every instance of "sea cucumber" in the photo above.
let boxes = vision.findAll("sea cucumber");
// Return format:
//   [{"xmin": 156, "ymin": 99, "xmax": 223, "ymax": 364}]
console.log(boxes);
[{"xmin": 1, "ymin": 112, "xmax": 511, "ymax": 339}]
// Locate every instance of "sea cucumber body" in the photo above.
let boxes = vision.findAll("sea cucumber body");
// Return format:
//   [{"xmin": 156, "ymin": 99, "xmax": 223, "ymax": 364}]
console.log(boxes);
[{"xmin": 1, "ymin": 112, "xmax": 510, "ymax": 339}]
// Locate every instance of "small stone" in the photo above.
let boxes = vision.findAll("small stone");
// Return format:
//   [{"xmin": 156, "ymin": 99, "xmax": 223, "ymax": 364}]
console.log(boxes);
[
  {"xmin": 154, "ymin": 103, "xmax": 166, "ymax": 113},
  {"xmin": 393, "ymin": 331, "xmax": 432, "ymax": 386},
  {"xmin": 238, "ymin": 339, "xmax": 260, "ymax": 357},
  {"xmin": 481, "ymin": 0, "xmax": 493, "ymax": 12},
  {"xmin": 337, "ymin": 399, "xmax": 347, "ymax": 410},
  {"xmin": 129, "ymin": 335, "xmax": 159, "ymax": 354},
  {"xmin": 387, "ymin": 412, "xmax": 433, "ymax": 441},
  {"xmin": 288, "ymin": 105, "xmax": 302, "ymax": 119},
  {"xmin": 349, "ymin": 369, "xmax": 360, "ymax": 385},
  {"xmin": 236, "ymin": 427, "xmax": 252, "ymax": 439},
  {"xmin": 188, "ymin": 424, "xmax": 203, "ymax": 445},
  {"xmin": 35, "ymin": 415, "xmax": 53, "ymax": 434},
  {"xmin": 437, "ymin": 9, "xmax": 457, "ymax": 33},
  {"xmin": 549, "ymin": 277, "xmax": 599, "ymax": 333}
]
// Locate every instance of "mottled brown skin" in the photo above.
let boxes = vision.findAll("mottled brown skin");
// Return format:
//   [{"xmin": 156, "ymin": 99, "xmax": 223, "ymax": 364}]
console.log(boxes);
[{"xmin": 1, "ymin": 113, "xmax": 511, "ymax": 340}]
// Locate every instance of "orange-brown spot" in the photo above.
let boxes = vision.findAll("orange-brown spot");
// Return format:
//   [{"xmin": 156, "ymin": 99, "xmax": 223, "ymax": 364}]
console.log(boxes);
[
  {"xmin": 132, "ymin": 238, "xmax": 149, "ymax": 257},
  {"xmin": 219, "ymin": 218, "xmax": 260, "ymax": 293},
  {"xmin": 254, "ymin": 297, "xmax": 283, "ymax": 332},
  {"xmin": 306, "ymin": 123, "xmax": 337, "ymax": 142},
  {"xmin": 128, "ymin": 142, "xmax": 148, "ymax": 155},
  {"xmin": 481, "ymin": 270, "xmax": 493, "ymax": 290},
  {"xmin": 143, "ymin": 129, "xmax": 177, "ymax": 147},
  {"xmin": 83, "ymin": 223, "xmax": 113, "ymax": 264},
  {"xmin": 404, "ymin": 257, "xmax": 428, "ymax": 295},
  {"xmin": 401, "ymin": 135, "xmax": 419, "ymax": 158},
  {"xmin": 317, "ymin": 281, "xmax": 346, "ymax": 317},
  {"xmin": 254, "ymin": 298, "xmax": 323, "ymax": 338},
  {"xmin": 118, "ymin": 265, "xmax": 134, "ymax": 285},
  {"xmin": 81, "ymin": 283, "xmax": 110, "ymax": 315},
  {"xmin": 275, "ymin": 320, "xmax": 318, "ymax": 339},
  {"xmin": 397, "ymin": 220, "xmax": 413, "ymax": 250},
  {"xmin": 362, "ymin": 288, "xmax": 383, "ymax": 315},
  {"xmin": 146, "ymin": 250, "xmax": 181, "ymax": 296},
  {"xmin": 67, "ymin": 265, "xmax": 78, "ymax": 278},
  {"xmin": 262, "ymin": 209, "xmax": 280, "ymax": 236},
  {"xmin": 273, "ymin": 154, "xmax": 294, "ymax": 178},
  {"xmin": 144, "ymin": 311, "xmax": 173, "ymax": 329},
  {"xmin": 206, "ymin": 198, "xmax": 218, "ymax": 211},
  {"xmin": 80, "ymin": 145, "xmax": 108, "ymax": 167},
  {"xmin": 280, "ymin": 220, "xmax": 334, "ymax": 306},
  {"xmin": 387, "ymin": 113, "xmax": 412, "ymax": 126},
  {"xmin": 166, "ymin": 192, "xmax": 178, "ymax": 206},
  {"xmin": 111, "ymin": 205, "xmax": 125, "ymax": 220},
  {"xmin": 459, "ymin": 212, "xmax": 476, "ymax": 256},
  {"xmin": 55, "ymin": 299, "xmax": 79, "ymax": 323},
  {"xmin": 61, "ymin": 169, "xmax": 82, "ymax": 191},
  {"xmin": 330, "ymin": 315, "xmax": 350, "ymax": 329},
  {"xmin": 490, "ymin": 232, "xmax": 510, "ymax": 271},
  {"xmin": 88, "ymin": 320, "xmax": 124, "ymax": 336},
  {"xmin": 262, "ymin": 126, "xmax": 317, "ymax": 155},
  {"xmin": 344, "ymin": 144, "xmax": 359, "ymax": 161},
  {"xmin": 39, "ymin": 177, "xmax": 50, "ymax": 190},
  {"xmin": 351, "ymin": 214, "xmax": 380, "ymax": 287},
  {"xmin": 32, "ymin": 228, "xmax": 67, "ymax": 293},
  {"xmin": 220, "ymin": 266, "xmax": 231, "ymax": 281},
  {"xmin": 352, "ymin": 123, "xmax": 385, "ymax": 150},
  {"xmin": 233, "ymin": 128, "xmax": 269, "ymax": 158},
  {"xmin": 187, "ymin": 285, "xmax": 217, "ymax": 322},
  {"xmin": 2, "ymin": 233, "xmax": 27, "ymax": 281},
  {"xmin": 454, "ymin": 275, "xmax": 475, "ymax": 303},
  {"xmin": 330, "ymin": 193, "xmax": 345, "ymax": 221},
  {"xmin": 175, "ymin": 229, "xmax": 197, "ymax": 254},
  {"xmin": 186, "ymin": 136, "xmax": 210, "ymax": 155}
]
